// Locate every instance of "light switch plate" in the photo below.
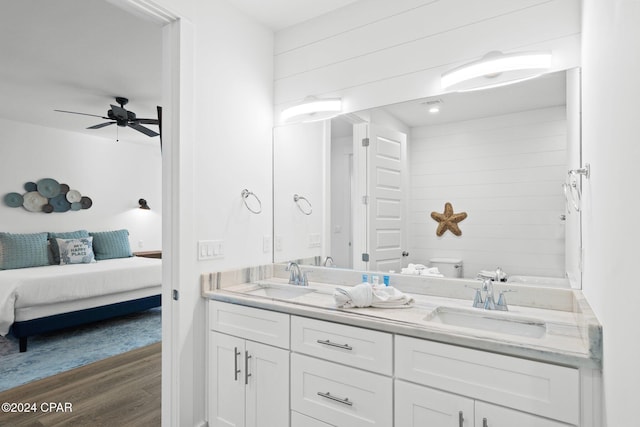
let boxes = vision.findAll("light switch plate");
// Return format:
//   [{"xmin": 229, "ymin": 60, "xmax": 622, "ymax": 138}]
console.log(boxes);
[
  {"xmin": 263, "ymin": 236, "xmax": 272, "ymax": 253},
  {"xmin": 198, "ymin": 240, "xmax": 224, "ymax": 260}
]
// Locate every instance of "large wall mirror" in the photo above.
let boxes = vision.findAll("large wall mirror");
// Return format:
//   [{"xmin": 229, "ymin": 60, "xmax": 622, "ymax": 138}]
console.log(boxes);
[{"xmin": 273, "ymin": 68, "xmax": 583, "ymax": 289}]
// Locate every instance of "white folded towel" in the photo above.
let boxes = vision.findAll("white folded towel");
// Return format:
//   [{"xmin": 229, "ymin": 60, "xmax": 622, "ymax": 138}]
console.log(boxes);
[
  {"xmin": 333, "ymin": 283, "xmax": 414, "ymax": 309},
  {"xmin": 419, "ymin": 267, "xmax": 444, "ymax": 277}
]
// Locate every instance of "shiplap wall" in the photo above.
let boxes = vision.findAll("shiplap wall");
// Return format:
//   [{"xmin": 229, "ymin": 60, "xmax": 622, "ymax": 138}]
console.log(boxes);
[
  {"xmin": 408, "ymin": 106, "xmax": 567, "ymax": 278},
  {"xmin": 274, "ymin": 0, "xmax": 581, "ymax": 117}
]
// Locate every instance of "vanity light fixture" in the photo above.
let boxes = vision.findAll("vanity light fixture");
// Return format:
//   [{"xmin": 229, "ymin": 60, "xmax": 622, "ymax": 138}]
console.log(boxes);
[
  {"xmin": 441, "ymin": 51, "xmax": 552, "ymax": 92},
  {"xmin": 138, "ymin": 198, "xmax": 150, "ymax": 210},
  {"xmin": 281, "ymin": 97, "xmax": 342, "ymax": 123}
]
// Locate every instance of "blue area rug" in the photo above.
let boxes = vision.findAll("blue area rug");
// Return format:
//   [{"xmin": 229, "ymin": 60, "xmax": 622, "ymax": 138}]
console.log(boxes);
[{"xmin": 0, "ymin": 307, "xmax": 161, "ymax": 392}]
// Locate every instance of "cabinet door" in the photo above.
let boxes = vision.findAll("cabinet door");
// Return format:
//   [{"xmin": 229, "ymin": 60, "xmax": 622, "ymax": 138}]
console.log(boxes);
[
  {"xmin": 209, "ymin": 332, "xmax": 246, "ymax": 427},
  {"xmin": 395, "ymin": 380, "xmax": 474, "ymax": 427},
  {"xmin": 475, "ymin": 401, "xmax": 572, "ymax": 427},
  {"xmin": 245, "ymin": 340, "xmax": 290, "ymax": 427}
]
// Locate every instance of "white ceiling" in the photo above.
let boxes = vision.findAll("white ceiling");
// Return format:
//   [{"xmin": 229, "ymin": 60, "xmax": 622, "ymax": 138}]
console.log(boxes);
[
  {"xmin": 0, "ymin": 0, "xmax": 356, "ymax": 145},
  {"xmin": 379, "ymin": 70, "xmax": 567, "ymax": 128},
  {"xmin": 228, "ymin": 0, "xmax": 359, "ymax": 31},
  {"xmin": 0, "ymin": 0, "xmax": 164, "ymax": 144}
]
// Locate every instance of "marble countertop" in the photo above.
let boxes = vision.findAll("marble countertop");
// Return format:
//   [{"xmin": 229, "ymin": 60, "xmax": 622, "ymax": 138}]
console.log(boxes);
[{"xmin": 203, "ymin": 274, "xmax": 602, "ymax": 369}]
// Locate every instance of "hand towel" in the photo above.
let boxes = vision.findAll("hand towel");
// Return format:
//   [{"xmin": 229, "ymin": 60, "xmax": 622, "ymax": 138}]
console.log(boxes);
[{"xmin": 333, "ymin": 283, "xmax": 414, "ymax": 308}]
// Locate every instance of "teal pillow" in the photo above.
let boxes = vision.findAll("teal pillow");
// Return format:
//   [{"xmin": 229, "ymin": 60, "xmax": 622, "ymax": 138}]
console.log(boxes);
[
  {"xmin": 0, "ymin": 232, "xmax": 49, "ymax": 270},
  {"xmin": 49, "ymin": 230, "xmax": 89, "ymax": 264},
  {"xmin": 90, "ymin": 229, "xmax": 132, "ymax": 260},
  {"xmin": 57, "ymin": 237, "xmax": 95, "ymax": 265}
]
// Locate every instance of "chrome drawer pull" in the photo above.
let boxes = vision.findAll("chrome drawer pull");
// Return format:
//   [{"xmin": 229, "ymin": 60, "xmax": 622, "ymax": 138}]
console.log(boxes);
[
  {"xmin": 317, "ymin": 391, "xmax": 353, "ymax": 406},
  {"xmin": 459, "ymin": 411, "xmax": 464, "ymax": 427},
  {"xmin": 245, "ymin": 351, "xmax": 252, "ymax": 385},
  {"xmin": 316, "ymin": 339, "xmax": 353, "ymax": 351},
  {"xmin": 483, "ymin": 417, "xmax": 488, "ymax": 427},
  {"xmin": 234, "ymin": 347, "xmax": 241, "ymax": 381}
]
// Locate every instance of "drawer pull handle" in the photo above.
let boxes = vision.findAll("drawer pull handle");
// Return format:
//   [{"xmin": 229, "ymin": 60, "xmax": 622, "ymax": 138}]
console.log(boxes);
[
  {"xmin": 483, "ymin": 418, "xmax": 488, "ymax": 427},
  {"xmin": 317, "ymin": 391, "xmax": 353, "ymax": 406},
  {"xmin": 317, "ymin": 339, "xmax": 353, "ymax": 351},
  {"xmin": 459, "ymin": 411, "xmax": 464, "ymax": 427},
  {"xmin": 245, "ymin": 351, "xmax": 252, "ymax": 385},
  {"xmin": 234, "ymin": 347, "xmax": 241, "ymax": 381}
]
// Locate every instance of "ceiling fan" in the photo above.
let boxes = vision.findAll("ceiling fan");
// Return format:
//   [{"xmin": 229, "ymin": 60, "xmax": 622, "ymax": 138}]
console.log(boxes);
[{"xmin": 55, "ymin": 97, "xmax": 160, "ymax": 137}]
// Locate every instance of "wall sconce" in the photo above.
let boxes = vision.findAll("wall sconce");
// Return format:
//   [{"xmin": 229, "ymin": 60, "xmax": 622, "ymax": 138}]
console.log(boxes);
[
  {"xmin": 441, "ymin": 51, "xmax": 552, "ymax": 92},
  {"xmin": 281, "ymin": 97, "xmax": 342, "ymax": 123},
  {"xmin": 138, "ymin": 198, "xmax": 150, "ymax": 210}
]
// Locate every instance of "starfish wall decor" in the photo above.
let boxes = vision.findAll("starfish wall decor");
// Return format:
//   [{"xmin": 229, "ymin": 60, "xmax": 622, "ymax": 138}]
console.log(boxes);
[{"xmin": 430, "ymin": 202, "xmax": 467, "ymax": 236}]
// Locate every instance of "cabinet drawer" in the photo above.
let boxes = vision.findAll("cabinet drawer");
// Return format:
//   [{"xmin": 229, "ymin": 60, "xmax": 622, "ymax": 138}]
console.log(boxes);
[
  {"xmin": 291, "ymin": 353, "xmax": 392, "ymax": 427},
  {"xmin": 292, "ymin": 411, "xmax": 335, "ymax": 427},
  {"xmin": 395, "ymin": 336, "xmax": 579, "ymax": 425},
  {"xmin": 291, "ymin": 316, "xmax": 392, "ymax": 375},
  {"xmin": 209, "ymin": 300, "xmax": 290, "ymax": 349},
  {"xmin": 475, "ymin": 401, "xmax": 572, "ymax": 427}
]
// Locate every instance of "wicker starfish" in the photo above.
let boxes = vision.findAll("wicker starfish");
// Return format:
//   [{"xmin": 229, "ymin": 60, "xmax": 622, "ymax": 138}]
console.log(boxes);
[{"xmin": 430, "ymin": 202, "xmax": 467, "ymax": 236}]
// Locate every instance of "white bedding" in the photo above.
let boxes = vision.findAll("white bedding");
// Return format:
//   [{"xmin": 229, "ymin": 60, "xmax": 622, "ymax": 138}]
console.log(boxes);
[{"xmin": 0, "ymin": 256, "xmax": 162, "ymax": 336}]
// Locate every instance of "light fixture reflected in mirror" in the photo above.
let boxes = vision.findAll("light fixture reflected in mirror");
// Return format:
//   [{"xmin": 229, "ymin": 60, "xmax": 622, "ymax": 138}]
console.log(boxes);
[
  {"xmin": 441, "ymin": 51, "xmax": 552, "ymax": 92},
  {"xmin": 281, "ymin": 97, "xmax": 342, "ymax": 124},
  {"xmin": 138, "ymin": 198, "xmax": 150, "ymax": 210}
]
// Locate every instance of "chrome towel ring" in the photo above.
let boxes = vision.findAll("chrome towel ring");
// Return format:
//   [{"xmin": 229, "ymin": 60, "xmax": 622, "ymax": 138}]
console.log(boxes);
[
  {"xmin": 293, "ymin": 194, "xmax": 312, "ymax": 215},
  {"xmin": 562, "ymin": 179, "xmax": 581, "ymax": 213},
  {"xmin": 241, "ymin": 189, "xmax": 262, "ymax": 214}
]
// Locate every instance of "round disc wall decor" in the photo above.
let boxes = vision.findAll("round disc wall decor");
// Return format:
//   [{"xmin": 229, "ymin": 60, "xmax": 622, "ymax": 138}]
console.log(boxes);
[{"xmin": 3, "ymin": 178, "xmax": 93, "ymax": 213}]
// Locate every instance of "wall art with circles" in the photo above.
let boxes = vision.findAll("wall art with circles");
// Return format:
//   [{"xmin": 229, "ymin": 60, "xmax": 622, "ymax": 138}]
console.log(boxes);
[{"xmin": 3, "ymin": 178, "xmax": 93, "ymax": 213}]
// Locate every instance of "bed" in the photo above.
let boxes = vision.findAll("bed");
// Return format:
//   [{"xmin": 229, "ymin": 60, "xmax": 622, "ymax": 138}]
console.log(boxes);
[{"xmin": 0, "ymin": 230, "xmax": 162, "ymax": 352}]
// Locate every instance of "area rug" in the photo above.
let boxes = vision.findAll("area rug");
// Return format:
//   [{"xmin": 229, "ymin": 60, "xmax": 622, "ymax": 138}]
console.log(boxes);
[{"xmin": 0, "ymin": 307, "xmax": 161, "ymax": 392}]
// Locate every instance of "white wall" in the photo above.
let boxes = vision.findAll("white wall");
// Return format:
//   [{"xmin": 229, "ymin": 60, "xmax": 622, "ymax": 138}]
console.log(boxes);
[
  {"xmin": 273, "ymin": 121, "xmax": 326, "ymax": 262},
  {"xmin": 147, "ymin": 1, "xmax": 275, "ymax": 425},
  {"xmin": 581, "ymin": 1, "xmax": 640, "ymax": 425},
  {"xmin": 408, "ymin": 107, "xmax": 567, "ymax": 278},
  {"xmin": 330, "ymin": 133, "xmax": 353, "ymax": 268},
  {"xmin": 274, "ymin": 0, "xmax": 581, "ymax": 117},
  {"xmin": 0, "ymin": 118, "xmax": 162, "ymax": 250}
]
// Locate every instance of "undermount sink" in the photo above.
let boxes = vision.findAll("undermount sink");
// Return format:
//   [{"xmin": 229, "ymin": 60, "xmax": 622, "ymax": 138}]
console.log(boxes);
[
  {"xmin": 244, "ymin": 283, "xmax": 316, "ymax": 300},
  {"xmin": 424, "ymin": 307, "xmax": 547, "ymax": 338}
]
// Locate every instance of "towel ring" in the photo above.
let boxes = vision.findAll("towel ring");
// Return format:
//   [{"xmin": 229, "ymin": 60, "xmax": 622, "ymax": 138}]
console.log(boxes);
[
  {"xmin": 241, "ymin": 189, "xmax": 262, "ymax": 214},
  {"xmin": 293, "ymin": 194, "xmax": 312, "ymax": 215},
  {"xmin": 562, "ymin": 179, "xmax": 581, "ymax": 213}
]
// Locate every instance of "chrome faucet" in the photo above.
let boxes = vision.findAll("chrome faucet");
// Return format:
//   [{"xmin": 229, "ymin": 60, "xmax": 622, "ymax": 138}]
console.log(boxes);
[
  {"xmin": 323, "ymin": 256, "xmax": 334, "ymax": 267},
  {"xmin": 482, "ymin": 279, "xmax": 497, "ymax": 310},
  {"xmin": 286, "ymin": 261, "xmax": 308, "ymax": 286},
  {"xmin": 470, "ymin": 279, "xmax": 510, "ymax": 311}
]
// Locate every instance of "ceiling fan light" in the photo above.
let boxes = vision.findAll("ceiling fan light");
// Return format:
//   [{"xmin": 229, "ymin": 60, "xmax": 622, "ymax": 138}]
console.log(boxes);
[
  {"xmin": 441, "ymin": 51, "xmax": 552, "ymax": 92},
  {"xmin": 281, "ymin": 98, "xmax": 342, "ymax": 123}
]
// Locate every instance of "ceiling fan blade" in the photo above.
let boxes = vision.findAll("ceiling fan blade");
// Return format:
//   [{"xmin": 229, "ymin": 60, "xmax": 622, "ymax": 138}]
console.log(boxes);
[
  {"xmin": 135, "ymin": 118, "xmax": 160, "ymax": 125},
  {"xmin": 110, "ymin": 104, "xmax": 129, "ymax": 121},
  {"xmin": 87, "ymin": 122, "xmax": 115, "ymax": 129},
  {"xmin": 54, "ymin": 109, "xmax": 109, "ymax": 119},
  {"xmin": 128, "ymin": 122, "xmax": 159, "ymax": 137},
  {"xmin": 157, "ymin": 106, "xmax": 162, "ymax": 153}
]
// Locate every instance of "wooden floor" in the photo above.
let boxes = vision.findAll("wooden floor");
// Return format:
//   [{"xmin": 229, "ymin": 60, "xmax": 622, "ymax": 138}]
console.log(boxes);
[{"xmin": 0, "ymin": 342, "xmax": 161, "ymax": 427}]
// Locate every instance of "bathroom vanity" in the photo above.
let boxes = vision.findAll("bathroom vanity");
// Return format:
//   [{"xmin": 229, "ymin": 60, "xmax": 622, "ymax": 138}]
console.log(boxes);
[{"xmin": 202, "ymin": 265, "xmax": 602, "ymax": 427}]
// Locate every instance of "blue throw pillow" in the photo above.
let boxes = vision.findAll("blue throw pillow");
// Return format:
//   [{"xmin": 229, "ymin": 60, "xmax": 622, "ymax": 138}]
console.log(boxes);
[
  {"xmin": 90, "ymin": 229, "xmax": 133, "ymax": 260},
  {"xmin": 49, "ymin": 230, "xmax": 89, "ymax": 264},
  {"xmin": 0, "ymin": 232, "xmax": 50, "ymax": 270},
  {"xmin": 57, "ymin": 237, "xmax": 95, "ymax": 265}
]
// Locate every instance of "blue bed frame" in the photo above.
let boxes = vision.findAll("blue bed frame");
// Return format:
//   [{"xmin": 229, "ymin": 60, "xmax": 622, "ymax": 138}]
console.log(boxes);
[{"xmin": 10, "ymin": 294, "xmax": 161, "ymax": 352}]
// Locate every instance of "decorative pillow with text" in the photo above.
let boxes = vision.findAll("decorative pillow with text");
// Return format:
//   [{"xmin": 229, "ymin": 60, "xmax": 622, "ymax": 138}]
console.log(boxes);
[{"xmin": 56, "ymin": 237, "xmax": 95, "ymax": 265}]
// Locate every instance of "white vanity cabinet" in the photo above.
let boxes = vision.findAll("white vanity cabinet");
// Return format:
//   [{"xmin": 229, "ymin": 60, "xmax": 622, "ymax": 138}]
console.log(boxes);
[
  {"xmin": 208, "ymin": 301, "xmax": 290, "ymax": 427},
  {"xmin": 395, "ymin": 336, "xmax": 580, "ymax": 426},
  {"xmin": 290, "ymin": 316, "xmax": 393, "ymax": 427}
]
